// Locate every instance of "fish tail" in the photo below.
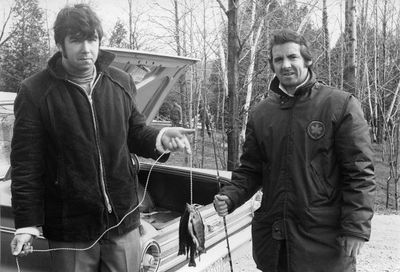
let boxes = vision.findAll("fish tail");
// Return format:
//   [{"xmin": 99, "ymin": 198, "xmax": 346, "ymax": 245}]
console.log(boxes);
[{"xmin": 189, "ymin": 244, "xmax": 196, "ymax": 267}]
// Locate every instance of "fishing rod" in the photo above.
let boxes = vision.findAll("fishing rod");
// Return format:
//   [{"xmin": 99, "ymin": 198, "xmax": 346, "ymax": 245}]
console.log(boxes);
[{"xmin": 205, "ymin": 106, "xmax": 234, "ymax": 272}]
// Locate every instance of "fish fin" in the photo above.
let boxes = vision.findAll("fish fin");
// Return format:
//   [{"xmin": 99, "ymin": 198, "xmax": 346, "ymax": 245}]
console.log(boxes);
[{"xmin": 178, "ymin": 206, "xmax": 190, "ymax": 255}]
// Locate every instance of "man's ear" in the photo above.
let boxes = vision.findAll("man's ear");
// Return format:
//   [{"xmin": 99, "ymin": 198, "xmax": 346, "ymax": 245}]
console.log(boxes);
[
  {"xmin": 56, "ymin": 43, "xmax": 64, "ymax": 54},
  {"xmin": 306, "ymin": 60, "xmax": 313, "ymax": 67},
  {"xmin": 56, "ymin": 43, "xmax": 66, "ymax": 58}
]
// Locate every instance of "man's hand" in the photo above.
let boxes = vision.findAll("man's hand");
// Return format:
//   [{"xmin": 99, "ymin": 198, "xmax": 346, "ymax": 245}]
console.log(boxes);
[
  {"xmin": 161, "ymin": 127, "xmax": 195, "ymax": 154},
  {"xmin": 337, "ymin": 236, "xmax": 365, "ymax": 257},
  {"xmin": 213, "ymin": 194, "xmax": 231, "ymax": 217},
  {"xmin": 11, "ymin": 233, "xmax": 34, "ymax": 256}
]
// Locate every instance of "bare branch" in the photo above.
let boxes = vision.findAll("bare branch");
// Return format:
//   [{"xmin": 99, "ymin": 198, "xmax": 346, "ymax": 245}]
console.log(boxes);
[
  {"xmin": 216, "ymin": 0, "xmax": 228, "ymax": 14},
  {"xmin": 0, "ymin": 32, "xmax": 14, "ymax": 47},
  {"xmin": 153, "ymin": 1, "xmax": 176, "ymax": 18},
  {"xmin": 238, "ymin": 19, "xmax": 259, "ymax": 53},
  {"xmin": 0, "ymin": 5, "xmax": 14, "ymax": 46},
  {"xmin": 296, "ymin": 0, "xmax": 319, "ymax": 34}
]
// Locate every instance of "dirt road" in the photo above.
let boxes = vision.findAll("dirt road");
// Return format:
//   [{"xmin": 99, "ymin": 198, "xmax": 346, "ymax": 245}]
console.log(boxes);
[{"xmin": 214, "ymin": 214, "xmax": 400, "ymax": 272}]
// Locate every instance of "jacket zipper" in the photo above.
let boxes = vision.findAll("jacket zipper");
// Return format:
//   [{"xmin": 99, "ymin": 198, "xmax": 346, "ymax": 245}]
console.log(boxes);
[
  {"xmin": 282, "ymin": 98, "xmax": 297, "ymax": 238},
  {"xmin": 68, "ymin": 75, "xmax": 113, "ymax": 213}
]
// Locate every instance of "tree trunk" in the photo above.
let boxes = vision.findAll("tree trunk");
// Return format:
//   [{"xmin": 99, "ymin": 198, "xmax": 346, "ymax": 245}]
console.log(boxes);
[
  {"xmin": 201, "ymin": 0, "xmax": 208, "ymax": 168},
  {"xmin": 240, "ymin": 0, "xmax": 264, "ymax": 145},
  {"xmin": 322, "ymin": 0, "xmax": 331, "ymax": 85},
  {"xmin": 373, "ymin": 0, "xmax": 381, "ymax": 143},
  {"xmin": 343, "ymin": 0, "xmax": 357, "ymax": 95},
  {"xmin": 226, "ymin": 0, "xmax": 240, "ymax": 170},
  {"xmin": 128, "ymin": 0, "xmax": 133, "ymax": 49},
  {"xmin": 218, "ymin": 35, "xmax": 228, "ymax": 169}
]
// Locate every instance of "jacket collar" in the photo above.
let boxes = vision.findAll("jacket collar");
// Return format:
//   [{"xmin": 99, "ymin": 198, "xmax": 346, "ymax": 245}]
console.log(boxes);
[
  {"xmin": 47, "ymin": 49, "xmax": 116, "ymax": 80},
  {"xmin": 269, "ymin": 69, "xmax": 317, "ymax": 98}
]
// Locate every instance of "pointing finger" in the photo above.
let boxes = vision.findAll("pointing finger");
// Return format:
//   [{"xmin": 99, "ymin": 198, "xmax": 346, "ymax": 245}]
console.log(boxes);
[
  {"xmin": 182, "ymin": 136, "xmax": 192, "ymax": 154},
  {"xmin": 180, "ymin": 128, "xmax": 195, "ymax": 135}
]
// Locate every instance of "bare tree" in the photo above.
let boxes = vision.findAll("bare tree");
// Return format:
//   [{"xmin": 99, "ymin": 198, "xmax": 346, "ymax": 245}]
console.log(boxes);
[
  {"xmin": 217, "ymin": 0, "xmax": 240, "ymax": 170},
  {"xmin": 200, "ymin": 0, "xmax": 208, "ymax": 168},
  {"xmin": 372, "ymin": 0, "xmax": 379, "ymax": 142},
  {"xmin": 343, "ymin": 0, "xmax": 357, "ymax": 95},
  {"xmin": 127, "ymin": 0, "xmax": 134, "ymax": 49},
  {"xmin": 240, "ymin": 0, "xmax": 266, "ymax": 145},
  {"xmin": 322, "ymin": 0, "xmax": 331, "ymax": 85},
  {"xmin": 126, "ymin": 0, "xmax": 148, "ymax": 50}
]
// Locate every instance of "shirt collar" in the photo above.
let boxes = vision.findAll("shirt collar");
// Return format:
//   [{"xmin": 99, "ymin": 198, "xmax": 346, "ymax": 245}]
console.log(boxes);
[{"xmin": 278, "ymin": 71, "xmax": 310, "ymax": 97}]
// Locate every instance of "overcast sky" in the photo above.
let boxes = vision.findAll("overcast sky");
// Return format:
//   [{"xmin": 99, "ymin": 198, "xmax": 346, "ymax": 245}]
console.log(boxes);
[
  {"xmin": 1, "ymin": 0, "xmax": 225, "ymax": 55},
  {"xmin": 1, "ymin": 0, "xmax": 346, "ymax": 54}
]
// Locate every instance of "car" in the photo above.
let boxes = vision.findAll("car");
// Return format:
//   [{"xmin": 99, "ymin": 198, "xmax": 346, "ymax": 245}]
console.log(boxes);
[{"xmin": 0, "ymin": 47, "xmax": 260, "ymax": 272}]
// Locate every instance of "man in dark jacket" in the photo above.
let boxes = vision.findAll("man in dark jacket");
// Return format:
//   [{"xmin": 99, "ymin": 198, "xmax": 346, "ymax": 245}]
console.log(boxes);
[
  {"xmin": 214, "ymin": 30, "xmax": 376, "ymax": 272},
  {"xmin": 10, "ymin": 4, "xmax": 193, "ymax": 271}
]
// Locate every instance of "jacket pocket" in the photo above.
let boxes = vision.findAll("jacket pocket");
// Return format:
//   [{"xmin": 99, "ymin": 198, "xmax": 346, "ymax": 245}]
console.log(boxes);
[
  {"xmin": 309, "ymin": 159, "xmax": 335, "ymax": 201},
  {"xmin": 302, "ymin": 206, "xmax": 340, "ymax": 230}
]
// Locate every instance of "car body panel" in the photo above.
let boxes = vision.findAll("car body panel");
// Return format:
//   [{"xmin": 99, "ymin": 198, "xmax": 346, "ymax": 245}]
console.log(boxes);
[
  {"xmin": 0, "ymin": 49, "xmax": 258, "ymax": 272},
  {"xmin": 102, "ymin": 47, "xmax": 198, "ymax": 125}
]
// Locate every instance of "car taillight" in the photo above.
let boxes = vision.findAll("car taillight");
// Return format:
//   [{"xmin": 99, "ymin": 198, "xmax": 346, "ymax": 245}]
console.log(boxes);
[{"xmin": 140, "ymin": 240, "xmax": 161, "ymax": 272}]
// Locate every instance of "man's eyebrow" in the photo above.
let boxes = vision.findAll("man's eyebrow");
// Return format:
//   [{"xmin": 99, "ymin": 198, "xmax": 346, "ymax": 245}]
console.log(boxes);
[{"xmin": 69, "ymin": 32, "xmax": 98, "ymax": 40}]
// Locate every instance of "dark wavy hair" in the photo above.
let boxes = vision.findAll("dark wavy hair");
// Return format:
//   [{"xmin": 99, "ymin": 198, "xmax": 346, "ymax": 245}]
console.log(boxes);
[
  {"xmin": 268, "ymin": 29, "xmax": 313, "ymax": 72},
  {"xmin": 53, "ymin": 4, "xmax": 103, "ymax": 47}
]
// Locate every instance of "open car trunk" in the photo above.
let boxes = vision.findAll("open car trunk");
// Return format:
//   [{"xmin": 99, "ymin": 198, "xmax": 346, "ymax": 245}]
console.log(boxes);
[{"xmin": 135, "ymin": 163, "xmax": 254, "ymax": 272}]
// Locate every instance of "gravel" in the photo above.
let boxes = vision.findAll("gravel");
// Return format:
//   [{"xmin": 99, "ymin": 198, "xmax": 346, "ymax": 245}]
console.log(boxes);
[{"xmin": 210, "ymin": 213, "xmax": 400, "ymax": 272}]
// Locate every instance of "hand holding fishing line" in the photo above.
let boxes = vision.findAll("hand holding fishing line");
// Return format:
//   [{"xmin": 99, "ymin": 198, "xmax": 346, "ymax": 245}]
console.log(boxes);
[
  {"xmin": 11, "ymin": 233, "xmax": 34, "ymax": 257},
  {"xmin": 213, "ymin": 194, "xmax": 231, "ymax": 217},
  {"xmin": 161, "ymin": 127, "xmax": 195, "ymax": 154}
]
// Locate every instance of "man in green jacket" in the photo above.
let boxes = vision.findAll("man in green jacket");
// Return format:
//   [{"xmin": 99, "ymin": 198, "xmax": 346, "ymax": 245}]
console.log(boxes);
[{"xmin": 214, "ymin": 29, "xmax": 376, "ymax": 272}]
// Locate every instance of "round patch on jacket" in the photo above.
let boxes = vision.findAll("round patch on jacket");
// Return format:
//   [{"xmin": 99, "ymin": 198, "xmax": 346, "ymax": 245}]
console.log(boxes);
[{"xmin": 307, "ymin": 121, "xmax": 325, "ymax": 140}]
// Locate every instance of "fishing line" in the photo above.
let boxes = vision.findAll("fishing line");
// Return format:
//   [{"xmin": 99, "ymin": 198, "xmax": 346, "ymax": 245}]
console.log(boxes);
[
  {"xmin": 189, "ymin": 151, "xmax": 193, "ymax": 205},
  {"xmin": 207, "ymin": 109, "xmax": 234, "ymax": 272},
  {"xmin": 15, "ymin": 151, "xmax": 168, "ymax": 272}
]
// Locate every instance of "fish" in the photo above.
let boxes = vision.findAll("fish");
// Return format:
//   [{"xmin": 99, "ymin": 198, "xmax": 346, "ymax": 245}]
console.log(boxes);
[
  {"xmin": 188, "ymin": 204, "xmax": 206, "ymax": 254},
  {"xmin": 178, "ymin": 203, "xmax": 206, "ymax": 267}
]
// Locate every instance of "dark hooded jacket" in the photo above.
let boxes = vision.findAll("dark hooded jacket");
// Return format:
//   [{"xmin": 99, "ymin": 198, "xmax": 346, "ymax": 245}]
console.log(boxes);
[
  {"xmin": 220, "ymin": 71, "xmax": 376, "ymax": 272},
  {"xmin": 11, "ymin": 50, "xmax": 167, "ymax": 242}
]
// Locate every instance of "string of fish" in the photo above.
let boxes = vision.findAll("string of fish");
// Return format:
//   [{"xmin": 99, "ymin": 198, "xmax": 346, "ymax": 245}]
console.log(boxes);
[
  {"xmin": 15, "ymin": 151, "xmax": 168, "ymax": 272},
  {"xmin": 177, "ymin": 152, "xmax": 206, "ymax": 267}
]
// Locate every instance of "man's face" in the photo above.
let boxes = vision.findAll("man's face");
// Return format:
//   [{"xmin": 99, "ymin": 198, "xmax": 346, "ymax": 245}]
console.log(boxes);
[
  {"xmin": 271, "ymin": 42, "xmax": 311, "ymax": 90},
  {"xmin": 57, "ymin": 32, "xmax": 99, "ymax": 74}
]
